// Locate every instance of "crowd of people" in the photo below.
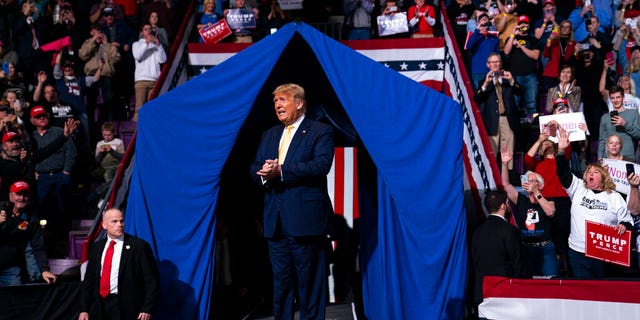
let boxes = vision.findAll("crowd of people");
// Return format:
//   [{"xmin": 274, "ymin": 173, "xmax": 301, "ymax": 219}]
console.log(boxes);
[
  {"xmin": 458, "ymin": 0, "xmax": 640, "ymax": 314},
  {"xmin": 194, "ymin": 0, "xmax": 442, "ymax": 43},
  {"xmin": 0, "ymin": 0, "xmax": 180, "ymax": 287}
]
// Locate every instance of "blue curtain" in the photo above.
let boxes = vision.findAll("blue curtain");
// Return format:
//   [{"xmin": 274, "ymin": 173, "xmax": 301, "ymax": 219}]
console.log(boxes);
[{"xmin": 125, "ymin": 22, "xmax": 467, "ymax": 320}]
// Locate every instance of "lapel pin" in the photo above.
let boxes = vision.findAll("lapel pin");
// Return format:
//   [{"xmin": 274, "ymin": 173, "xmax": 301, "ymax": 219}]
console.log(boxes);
[
  {"xmin": 126, "ymin": 245, "xmax": 131, "ymax": 250},
  {"xmin": 302, "ymin": 130, "xmax": 306, "ymax": 134}
]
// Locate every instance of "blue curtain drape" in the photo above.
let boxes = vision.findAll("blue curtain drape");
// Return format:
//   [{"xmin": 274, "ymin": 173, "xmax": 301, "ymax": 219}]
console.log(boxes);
[{"xmin": 125, "ymin": 22, "xmax": 467, "ymax": 320}]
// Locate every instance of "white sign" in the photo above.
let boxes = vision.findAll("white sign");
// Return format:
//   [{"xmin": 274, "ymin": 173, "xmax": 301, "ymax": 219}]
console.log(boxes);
[
  {"xmin": 278, "ymin": 0, "xmax": 303, "ymax": 10},
  {"xmin": 538, "ymin": 112, "xmax": 589, "ymax": 142},
  {"xmin": 602, "ymin": 158, "xmax": 640, "ymax": 194},
  {"xmin": 377, "ymin": 12, "xmax": 409, "ymax": 36}
]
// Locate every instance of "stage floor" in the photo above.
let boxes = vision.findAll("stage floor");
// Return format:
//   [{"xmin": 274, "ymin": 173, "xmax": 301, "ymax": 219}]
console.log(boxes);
[{"xmin": 250, "ymin": 303, "xmax": 356, "ymax": 320}]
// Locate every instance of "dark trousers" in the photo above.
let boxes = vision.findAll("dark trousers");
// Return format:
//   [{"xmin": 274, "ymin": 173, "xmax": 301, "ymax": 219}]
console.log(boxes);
[
  {"xmin": 268, "ymin": 236, "xmax": 327, "ymax": 320},
  {"xmin": 101, "ymin": 294, "xmax": 121, "ymax": 320},
  {"xmin": 568, "ymin": 248, "xmax": 604, "ymax": 278}
]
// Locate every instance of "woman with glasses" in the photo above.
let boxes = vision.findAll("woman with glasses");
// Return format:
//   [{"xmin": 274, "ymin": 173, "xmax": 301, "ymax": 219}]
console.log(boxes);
[{"xmin": 501, "ymin": 147, "xmax": 559, "ymax": 278}]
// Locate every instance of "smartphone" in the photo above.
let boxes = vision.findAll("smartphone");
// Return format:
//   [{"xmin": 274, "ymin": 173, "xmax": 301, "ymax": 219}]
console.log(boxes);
[
  {"xmin": 581, "ymin": 43, "xmax": 591, "ymax": 50},
  {"xmin": 585, "ymin": 0, "xmax": 591, "ymax": 6},
  {"xmin": 626, "ymin": 18, "xmax": 633, "ymax": 26},
  {"xmin": 606, "ymin": 51, "xmax": 614, "ymax": 65},
  {"xmin": 627, "ymin": 163, "xmax": 635, "ymax": 176},
  {"xmin": 493, "ymin": 70, "xmax": 504, "ymax": 78},
  {"xmin": 389, "ymin": 5, "xmax": 398, "ymax": 12},
  {"xmin": 610, "ymin": 110, "xmax": 619, "ymax": 125},
  {"xmin": 520, "ymin": 174, "xmax": 529, "ymax": 185},
  {"xmin": 631, "ymin": 19, "xmax": 638, "ymax": 29}
]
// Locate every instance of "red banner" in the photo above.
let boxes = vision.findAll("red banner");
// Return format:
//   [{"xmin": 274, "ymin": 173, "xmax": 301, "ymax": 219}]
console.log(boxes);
[
  {"xmin": 199, "ymin": 20, "xmax": 232, "ymax": 44},
  {"xmin": 584, "ymin": 221, "xmax": 631, "ymax": 267}
]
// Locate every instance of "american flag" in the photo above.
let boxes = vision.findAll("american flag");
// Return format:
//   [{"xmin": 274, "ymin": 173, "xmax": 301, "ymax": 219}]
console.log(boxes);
[
  {"xmin": 439, "ymin": 10, "xmax": 500, "ymax": 219},
  {"xmin": 187, "ymin": 38, "xmax": 446, "ymax": 90}
]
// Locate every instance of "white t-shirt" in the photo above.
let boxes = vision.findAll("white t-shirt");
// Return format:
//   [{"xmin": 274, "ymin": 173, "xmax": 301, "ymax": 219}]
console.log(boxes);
[
  {"xmin": 95, "ymin": 138, "xmax": 125, "ymax": 156},
  {"xmin": 565, "ymin": 175, "xmax": 632, "ymax": 253},
  {"xmin": 606, "ymin": 93, "xmax": 640, "ymax": 114}
]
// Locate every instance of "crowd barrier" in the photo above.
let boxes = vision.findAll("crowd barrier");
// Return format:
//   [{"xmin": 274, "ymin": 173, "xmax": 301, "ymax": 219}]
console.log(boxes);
[{"xmin": 480, "ymin": 276, "xmax": 640, "ymax": 319}]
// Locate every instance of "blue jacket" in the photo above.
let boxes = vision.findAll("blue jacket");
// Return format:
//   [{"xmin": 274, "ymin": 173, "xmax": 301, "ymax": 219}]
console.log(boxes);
[
  {"xmin": 250, "ymin": 116, "xmax": 335, "ymax": 238},
  {"xmin": 466, "ymin": 29, "xmax": 499, "ymax": 74},
  {"xmin": 568, "ymin": 1, "xmax": 612, "ymax": 42}
]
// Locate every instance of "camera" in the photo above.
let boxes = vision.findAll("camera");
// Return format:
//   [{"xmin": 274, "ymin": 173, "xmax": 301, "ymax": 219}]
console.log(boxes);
[{"xmin": 150, "ymin": 28, "xmax": 157, "ymax": 37}]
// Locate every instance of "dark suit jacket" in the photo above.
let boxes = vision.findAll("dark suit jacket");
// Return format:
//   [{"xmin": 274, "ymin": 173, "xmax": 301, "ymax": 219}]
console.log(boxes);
[
  {"xmin": 80, "ymin": 233, "xmax": 160, "ymax": 319},
  {"xmin": 470, "ymin": 215, "xmax": 530, "ymax": 304},
  {"xmin": 250, "ymin": 116, "xmax": 335, "ymax": 238},
  {"xmin": 473, "ymin": 79, "xmax": 521, "ymax": 136}
]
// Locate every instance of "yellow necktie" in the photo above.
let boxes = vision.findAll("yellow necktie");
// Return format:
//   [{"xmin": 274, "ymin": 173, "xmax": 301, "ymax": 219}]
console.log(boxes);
[
  {"xmin": 495, "ymin": 80, "xmax": 505, "ymax": 115},
  {"xmin": 278, "ymin": 125, "xmax": 294, "ymax": 164}
]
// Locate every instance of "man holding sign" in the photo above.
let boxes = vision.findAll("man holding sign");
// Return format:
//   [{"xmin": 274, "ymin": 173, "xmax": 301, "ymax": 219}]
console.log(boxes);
[
  {"xmin": 556, "ymin": 127, "xmax": 633, "ymax": 278},
  {"xmin": 225, "ymin": 0, "xmax": 259, "ymax": 43}
]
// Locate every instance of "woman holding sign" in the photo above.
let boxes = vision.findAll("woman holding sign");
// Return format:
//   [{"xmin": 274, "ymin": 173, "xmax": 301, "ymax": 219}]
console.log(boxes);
[
  {"xmin": 197, "ymin": 0, "xmax": 224, "ymax": 43},
  {"xmin": 556, "ymin": 127, "xmax": 633, "ymax": 278}
]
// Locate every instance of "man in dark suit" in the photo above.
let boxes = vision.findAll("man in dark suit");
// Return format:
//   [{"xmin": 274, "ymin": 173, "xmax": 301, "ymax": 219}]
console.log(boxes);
[
  {"xmin": 79, "ymin": 208, "xmax": 159, "ymax": 320},
  {"xmin": 250, "ymin": 83, "xmax": 334, "ymax": 320},
  {"xmin": 473, "ymin": 53, "xmax": 521, "ymax": 169},
  {"xmin": 471, "ymin": 190, "xmax": 530, "ymax": 306}
]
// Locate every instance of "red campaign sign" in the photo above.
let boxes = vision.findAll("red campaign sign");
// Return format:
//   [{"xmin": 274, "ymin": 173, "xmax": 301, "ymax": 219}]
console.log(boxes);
[
  {"xmin": 584, "ymin": 221, "xmax": 631, "ymax": 267},
  {"xmin": 199, "ymin": 19, "xmax": 232, "ymax": 44}
]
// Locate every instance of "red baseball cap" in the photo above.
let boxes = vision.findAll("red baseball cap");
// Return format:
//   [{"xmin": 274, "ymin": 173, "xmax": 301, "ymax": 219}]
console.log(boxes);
[
  {"xmin": 30, "ymin": 106, "xmax": 47, "ymax": 118},
  {"xmin": 2, "ymin": 131, "xmax": 20, "ymax": 144},
  {"xmin": 10, "ymin": 181, "xmax": 29, "ymax": 194},
  {"xmin": 553, "ymin": 98, "xmax": 569, "ymax": 108},
  {"xmin": 518, "ymin": 15, "xmax": 530, "ymax": 24},
  {"xmin": 544, "ymin": 0, "xmax": 555, "ymax": 6}
]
